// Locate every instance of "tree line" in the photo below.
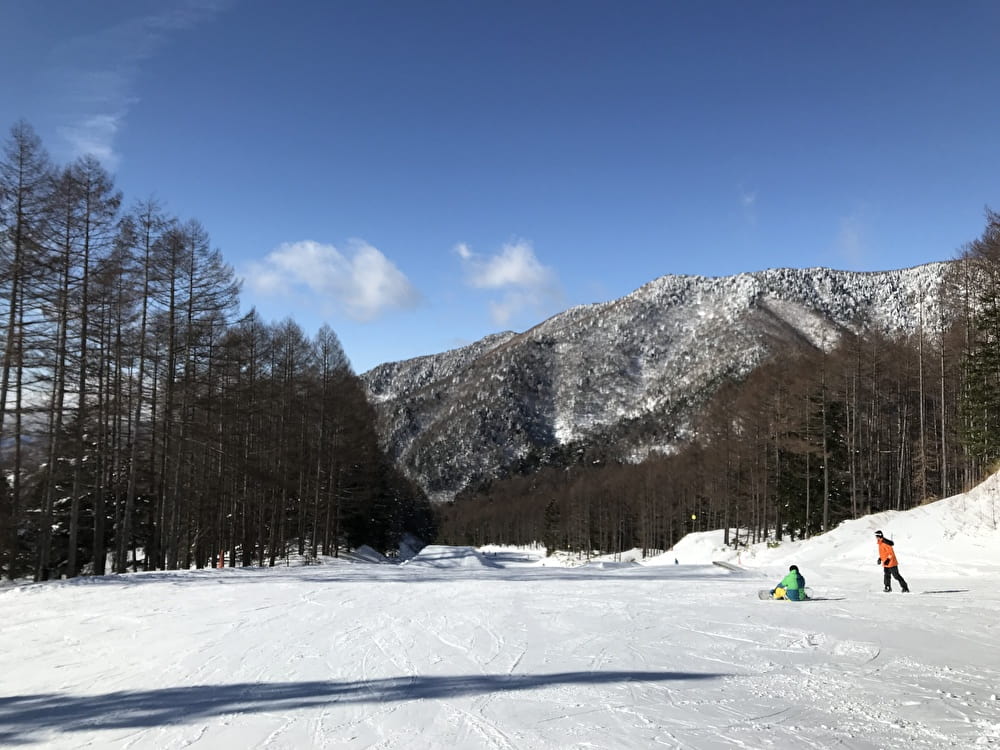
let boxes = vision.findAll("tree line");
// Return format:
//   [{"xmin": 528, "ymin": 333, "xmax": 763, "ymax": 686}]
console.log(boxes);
[
  {"xmin": 438, "ymin": 211, "xmax": 1000, "ymax": 557},
  {"xmin": 0, "ymin": 121, "xmax": 434, "ymax": 581}
]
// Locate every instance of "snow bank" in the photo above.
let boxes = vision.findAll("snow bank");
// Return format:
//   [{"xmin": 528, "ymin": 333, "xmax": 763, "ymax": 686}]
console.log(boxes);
[
  {"xmin": 404, "ymin": 544, "xmax": 501, "ymax": 569},
  {"xmin": 350, "ymin": 545, "xmax": 389, "ymax": 563},
  {"xmin": 656, "ymin": 472, "xmax": 1000, "ymax": 579},
  {"xmin": 646, "ymin": 530, "xmax": 726, "ymax": 566}
]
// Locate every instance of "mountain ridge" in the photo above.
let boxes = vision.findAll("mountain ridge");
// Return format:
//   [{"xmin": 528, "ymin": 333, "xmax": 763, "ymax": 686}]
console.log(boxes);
[{"xmin": 362, "ymin": 262, "xmax": 950, "ymax": 501}]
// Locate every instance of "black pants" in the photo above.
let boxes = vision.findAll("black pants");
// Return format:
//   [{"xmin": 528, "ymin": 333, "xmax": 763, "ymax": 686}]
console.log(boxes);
[{"xmin": 883, "ymin": 566, "xmax": 908, "ymax": 591}]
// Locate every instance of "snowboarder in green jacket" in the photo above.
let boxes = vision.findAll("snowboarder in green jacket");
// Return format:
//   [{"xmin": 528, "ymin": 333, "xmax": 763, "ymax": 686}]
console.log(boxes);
[{"xmin": 771, "ymin": 564, "xmax": 807, "ymax": 601}]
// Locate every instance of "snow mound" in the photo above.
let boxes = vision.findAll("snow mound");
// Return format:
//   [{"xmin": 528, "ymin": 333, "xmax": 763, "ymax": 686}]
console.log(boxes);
[
  {"xmin": 351, "ymin": 545, "xmax": 389, "ymax": 563},
  {"xmin": 646, "ymin": 530, "xmax": 727, "ymax": 566},
  {"xmin": 658, "ymin": 471, "xmax": 1000, "ymax": 578},
  {"xmin": 405, "ymin": 545, "xmax": 501, "ymax": 569}
]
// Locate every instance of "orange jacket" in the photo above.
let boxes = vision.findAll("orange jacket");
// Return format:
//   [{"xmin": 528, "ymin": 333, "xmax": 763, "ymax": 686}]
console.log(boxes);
[{"xmin": 877, "ymin": 538, "xmax": 898, "ymax": 567}]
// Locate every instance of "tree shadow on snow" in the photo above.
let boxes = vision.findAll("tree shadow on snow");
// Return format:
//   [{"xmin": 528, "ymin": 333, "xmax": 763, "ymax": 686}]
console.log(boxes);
[{"xmin": 0, "ymin": 670, "xmax": 727, "ymax": 744}]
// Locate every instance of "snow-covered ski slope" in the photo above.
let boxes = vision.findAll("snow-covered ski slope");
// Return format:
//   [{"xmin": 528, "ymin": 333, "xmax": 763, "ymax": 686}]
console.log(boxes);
[{"xmin": 5, "ymin": 476, "xmax": 1000, "ymax": 748}]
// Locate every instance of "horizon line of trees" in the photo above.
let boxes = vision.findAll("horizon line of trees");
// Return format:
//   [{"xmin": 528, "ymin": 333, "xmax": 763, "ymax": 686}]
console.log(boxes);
[
  {"xmin": 0, "ymin": 120, "xmax": 435, "ymax": 582},
  {"xmin": 438, "ymin": 211, "xmax": 1000, "ymax": 557}
]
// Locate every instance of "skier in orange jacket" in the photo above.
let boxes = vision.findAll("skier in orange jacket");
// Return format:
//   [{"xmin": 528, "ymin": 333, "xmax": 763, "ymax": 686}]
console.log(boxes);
[{"xmin": 875, "ymin": 530, "xmax": 909, "ymax": 593}]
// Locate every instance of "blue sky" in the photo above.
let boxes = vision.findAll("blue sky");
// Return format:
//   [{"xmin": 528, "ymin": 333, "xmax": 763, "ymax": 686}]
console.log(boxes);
[{"xmin": 2, "ymin": 0, "xmax": 998, "ymax": 372}]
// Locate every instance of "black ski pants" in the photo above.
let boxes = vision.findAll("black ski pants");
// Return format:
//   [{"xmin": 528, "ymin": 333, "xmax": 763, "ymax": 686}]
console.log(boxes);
[{"xmin": 883, "ymin": 565, "xmax": 909, "ymax": 592}]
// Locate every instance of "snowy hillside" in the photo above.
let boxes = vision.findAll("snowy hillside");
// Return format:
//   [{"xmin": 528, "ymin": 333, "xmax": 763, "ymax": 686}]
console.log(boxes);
[
  {"xmin": 665, "ymin": 470, "xmax": 1000, "ymax": 579},
  {"xmin": 4, "ymin": 471, "xmax": 1000, "ymax": 748},
  {"xmin": 362, "ymin": 263, "xmax": 950, "ymax": 501}
]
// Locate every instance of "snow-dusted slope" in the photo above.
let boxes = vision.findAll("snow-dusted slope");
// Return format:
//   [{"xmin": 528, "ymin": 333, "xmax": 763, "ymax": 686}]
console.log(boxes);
[{"xmin": 363, "ymin": 263, "xmax": 949, "ymax": 501}]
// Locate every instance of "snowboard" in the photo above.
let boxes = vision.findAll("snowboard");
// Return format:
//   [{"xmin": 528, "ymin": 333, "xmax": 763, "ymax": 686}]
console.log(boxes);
[{"xmin": 758, "ymin": 587, "xmax": 814, "ymax": 600}]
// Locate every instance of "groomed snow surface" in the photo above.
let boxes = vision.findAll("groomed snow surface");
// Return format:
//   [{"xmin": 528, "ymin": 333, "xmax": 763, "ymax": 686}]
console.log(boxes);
[{"xmin": 5, "ymin": 475, "xmax": 1000, "ymax": 748}]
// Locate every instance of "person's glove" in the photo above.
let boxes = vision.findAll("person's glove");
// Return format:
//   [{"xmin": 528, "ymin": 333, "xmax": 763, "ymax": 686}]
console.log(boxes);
[{"xmin": 877, "ymin": 558, "xmax": 882, "ymax": 565}]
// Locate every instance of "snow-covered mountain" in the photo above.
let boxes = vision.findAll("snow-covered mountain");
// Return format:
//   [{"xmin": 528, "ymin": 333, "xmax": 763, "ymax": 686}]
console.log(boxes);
[{"xmin": 362, "ymin": 263, "xmax": 950, "ymax": 501}]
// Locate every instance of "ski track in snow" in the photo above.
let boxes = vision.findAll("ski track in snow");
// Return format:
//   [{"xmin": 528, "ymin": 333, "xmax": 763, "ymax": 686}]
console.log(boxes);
[{"xmin": 3, "ymin": 549, "xmax": 1000, "ymax": 748}]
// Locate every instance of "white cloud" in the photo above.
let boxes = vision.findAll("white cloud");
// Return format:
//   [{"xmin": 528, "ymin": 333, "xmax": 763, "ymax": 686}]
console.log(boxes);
[
  {"xmin": 57, "ymin": 113, "xmax": 124, "ymax": 169},
  {"xmin": 460, "ymin": 239, "xmax": 554, "ymax": 290},
  {"xmin": 456, "ymin": 239, "xmax": 562, "ymax": 326},
  {"xmin": 244, "ymin": 240, "xmax": 421, "ymax": 322},
  {"xmin": 47, "ymin": 0, "xmax": 231, "ymax": 168}
]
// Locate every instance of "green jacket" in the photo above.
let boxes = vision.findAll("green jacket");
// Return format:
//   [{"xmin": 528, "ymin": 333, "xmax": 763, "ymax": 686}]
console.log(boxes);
[{"xmin": 777, "ymin": 569, "xmax": 805, "ymax": 592}]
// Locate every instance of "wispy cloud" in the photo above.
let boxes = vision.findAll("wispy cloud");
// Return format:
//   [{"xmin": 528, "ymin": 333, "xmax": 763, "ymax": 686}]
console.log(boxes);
[
  {"xmin": 243, "ymin": 240, "xmax": 422, "ymax": 322},
  {"xmin": 455, "ymin": 239, "xmax": 562, "ymax": 326},
  {"xmin": 58, "ymin": 114, "xmax": 124, "ymax": 165},
  {"xmin": 48, "ymin": 0, "xmax": 230, "ymax": 169}
]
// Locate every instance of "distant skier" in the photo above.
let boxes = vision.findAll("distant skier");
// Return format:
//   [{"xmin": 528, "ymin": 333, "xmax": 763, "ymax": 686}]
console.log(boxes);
[
  {"xmin": 770, "ymin": 564, "xmax": 807, "ymax": 601},
  {"xmin": 875, "ymin": 530, "xmax": 910, "ymax": 593}
]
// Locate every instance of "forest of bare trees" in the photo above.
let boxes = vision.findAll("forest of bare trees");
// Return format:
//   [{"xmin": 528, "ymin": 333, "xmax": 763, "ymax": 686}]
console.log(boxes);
[
  {"xmin": 438, "ymin": 211, "xmax": 1000, "ymax": 558},
  {"xmin": 0, "ymin": 121, "xmax": 435, "ymax": 582}
]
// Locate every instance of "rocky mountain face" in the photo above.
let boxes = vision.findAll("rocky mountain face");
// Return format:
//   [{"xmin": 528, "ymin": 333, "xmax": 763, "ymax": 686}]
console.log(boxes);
[{"xmin": 361, "ymin": 263, "xmax": 949, "ymax": 502}]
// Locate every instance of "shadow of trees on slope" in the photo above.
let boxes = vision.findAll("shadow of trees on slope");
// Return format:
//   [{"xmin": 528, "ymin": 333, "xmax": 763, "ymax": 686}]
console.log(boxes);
[{"xmin": 0, "ymin": 670, "xmax": 726, "ymax": 744}]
